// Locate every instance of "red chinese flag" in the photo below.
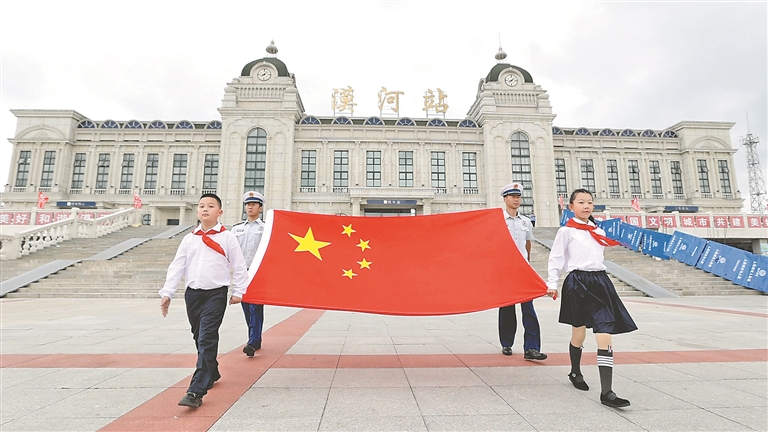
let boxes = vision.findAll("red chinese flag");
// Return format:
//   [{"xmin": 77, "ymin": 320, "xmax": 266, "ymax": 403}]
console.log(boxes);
[
  {"xmin": 133, "ymin": 193, "xmax": 143, "ymax": 209},
  {"xmin": 243, "ymin": 209, "xmax": 548, "ymax": 316},
  {"xmin": 631, "ymin": 197, "xmax": 641, "ymax": 212},
  {"xmin": 36, "ymin": 191, "xmax": 49, "ymax": 209}
]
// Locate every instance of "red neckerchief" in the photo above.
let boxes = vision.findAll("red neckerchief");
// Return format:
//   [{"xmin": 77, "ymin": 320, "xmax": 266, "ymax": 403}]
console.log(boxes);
[
  {"xmin": 565, "ymin": 219, "xmax": 621, "ymax": 247},
  {"xmin": 194, "ymin": 224, "xmax": 227, "ymax": 256}
]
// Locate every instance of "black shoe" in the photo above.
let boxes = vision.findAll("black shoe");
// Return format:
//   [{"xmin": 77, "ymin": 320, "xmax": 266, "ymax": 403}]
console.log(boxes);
[
  {"xmin": 568, "ymin": 372, "xmax": 589, "ymax": 391},
  {"xmin": 244, "ymin": 345, "xmax": 256, "ymax": 357},
  {"xmin": 253, "ymin": 341, "xmax": 261, "ymax": 351},
  {"xmin": 502, "ymin": 347, "xmax": 512, "ymax": 356},
  {"xmin": 601, "ymin": 391, "xmax": 630, "ymax": 408},
  {"xmin": 178, "ymin": 392, "xmax": 203, "ymax": 408},
  {"xmin": 524, "ymin": 348, "xmax": 547, "ymax": 361}
]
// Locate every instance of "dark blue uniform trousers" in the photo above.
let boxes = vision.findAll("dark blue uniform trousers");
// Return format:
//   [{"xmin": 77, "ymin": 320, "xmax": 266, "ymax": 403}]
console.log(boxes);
[
  {"xmin": 241, "ymin": 302, "xmax": 264, "ymax": 347},
  {"xmin": 498, "ymin": 300, "xmax": 541, "ymax": 350},
  {"xmin": 184, "ymin": 286, "xmax": 227, "ymax": 396}
]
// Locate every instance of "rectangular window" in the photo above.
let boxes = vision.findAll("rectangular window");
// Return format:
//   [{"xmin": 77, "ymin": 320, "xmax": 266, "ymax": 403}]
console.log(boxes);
[
  {"xmin": 431, "ymin": 151, "xmax": 446, "ymax": 190},
  {"xmin": 717, "ymin": 160, "xmax": 732, "ymax": 194},
  {"xmin": 40, "ymin": 151, "xmax": 56, "ymax": 188},
  {"xmin": 15, "ymin": 151, "xmax": 31, "ymax": 187},
  {"xmin": 71, "ymin": 153, "xmax": 86, "ymax": 189},
  {"xmin": 203, "ymin": 154, "xmax": 219, "ymax": 190},
  {"xmin": 580, "ymin": 159, "xmax": 595, "ymax": 192},
  {"xmin": 697, "ymin": 159, "xmax": 710, "ymax": 194},
  {"xmin": 244, "ymin": 130, "xmax": 267, "ymax": 194},
  {"xmin": 628, "ymin": 160, "xmax": 641, "ymax": 195},
  {"xmin": 554, "ymin": 158, "xmax": 567, "ymax": 194},
  {"xmin": 171, "ymin": 154, "xmax": 187, "ymax": 189},
  {"xmin": 649, "ymin": 160, "xmax": 662, "ymax": 195},
  {"xmin": 398, "ymin": 151, "xmax": 414, "ymax": 187},
  {"xmin": 366, "ymin": 150, "xmax": 381, "ymax": 187},
  {"xmin": 606, "ymin": 160, "xmax": 620, "ymax": 195},
  {"xmin": 300, "ymin": 150, "xmax": 317, "ymax": 188},
  {"xmin": 333, "ymin": 150, "xmax": 349, "ymax": 189},
  {"xmin": 462, "ymin": 152, "xmax": 478, "ymax": 190},
  {"xmin": 670, "ymin": 161, "xmax": 683, "ymax": 195},
  {"xmin": 144, "ymin": 154, "xmax": 159, "ymax": 190},
  {"xmin": 95, "ymin": 153, "xmax": 110, "ymax": 190},
  {"xmin": 120, "ymin": 154, "xmax": 135, "ymax": 189}
]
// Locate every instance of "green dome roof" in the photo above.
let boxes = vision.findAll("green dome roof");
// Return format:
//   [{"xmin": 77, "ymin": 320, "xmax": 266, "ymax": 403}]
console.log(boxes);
[
  {"xmin": 241, "ymin": 57, "xmax": 289, "ymax": 77},
  {"xmin": 486, "ymin": 63, "xmax": 533, "ymax": 84}
]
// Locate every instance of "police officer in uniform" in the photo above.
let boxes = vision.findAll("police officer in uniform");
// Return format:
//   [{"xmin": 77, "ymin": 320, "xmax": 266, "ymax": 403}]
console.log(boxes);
[
  {"xmin": 498, "ymin": 182, "xmax": 547, "ymax": 360},
  {"xmin": 232, "ymin": 191, "xmax": 266, "ymax": 357}
]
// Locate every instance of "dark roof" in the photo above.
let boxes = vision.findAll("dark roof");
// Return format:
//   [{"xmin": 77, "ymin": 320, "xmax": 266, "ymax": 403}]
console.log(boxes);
[
  {"xmin": 241, "ymin": 57, "xmax": 289, "ymax": 77},
  {"xmin": 486, "ymin": 63, "xmax": 533, "ymax": 84}
]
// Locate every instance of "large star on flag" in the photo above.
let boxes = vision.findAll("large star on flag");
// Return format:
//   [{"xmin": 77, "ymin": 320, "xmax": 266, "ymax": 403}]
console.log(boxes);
[{"xmin": 289, "ymin": 227, "xmax": 331, "ymax": 260}]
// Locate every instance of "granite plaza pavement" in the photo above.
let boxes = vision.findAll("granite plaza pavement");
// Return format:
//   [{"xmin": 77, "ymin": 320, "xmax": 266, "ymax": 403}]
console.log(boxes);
[{"xmin": 1, "ymin": 295, "xmax": 766, "ymax": 431}]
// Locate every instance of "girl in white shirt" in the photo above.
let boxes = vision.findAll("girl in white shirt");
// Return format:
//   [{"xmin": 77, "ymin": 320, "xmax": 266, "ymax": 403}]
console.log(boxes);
[{"xmin": 546, "ymin": 189, "xmax": 637, "ymax": 409}]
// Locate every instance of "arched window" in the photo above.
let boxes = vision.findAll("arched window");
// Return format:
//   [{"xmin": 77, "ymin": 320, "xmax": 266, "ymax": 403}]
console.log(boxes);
[
  {"xmin": 244, "ymin": 128, "xmax": 267, "ymax": 196},
  {"xmin": 574, "ymin": 127, "xmax": 591, "ymax": 136},
  {"xmin": 205, "ymin": 120, "xmax": 222, "ymax": 129},
  {"xmin": 661, "ymin": 130, "xmax": 678, "ymax": 138},
  {"xmin": 332, "ymin": 117, "xmax": 352, "ymax": 125},
  {"xmin": 510, "ymin": 131, "xmax": 534, "ymax": 215},
  {"xmin": 619, "ymin": 129, "xmax": 636, "ymax": 137},
  {"xmin": 396, "ymin": 118, "xmax": 415, "ymax": 126},
  {"xmin": 458, "ymin": 119, "xmax": 478, "ymax": 128},
  {"xmin": 364, "ymin": 117, "xmax": 384, "ymax": 126},
  {"xmin": 101, "ymin": 120, "xmax": 119, "ymax": 129},
  {"xmin": 552, "ymin": 126, "xmax": 564, "ymax": 135},
  {"xmin": 175, "ymin": 121, "xmax": 194, "ymax": 129},
  {"xmin": 300, "ymin": 116, "xmax": 320, "ymax": 125},
  {"xmin": 148, "ymin": 120, "xmax": 167, "ymax": 129},
  {"xmin": 125, "ymin": 120, "xmax": 143, "ymax": 129},
  {"xmin": 77, "ymin": 120, "xmax": 96, "ymax": 128},
  {"xmin": 427, "ymin": 118, "xmax": 446, "ymax": 127},
  {"xmin": 598, "ymin": 129, "xmax": 616, "ymax": 137},
  {"xmin": 641, "ymin": 129, "xmax": 657, "ymax": 138}
]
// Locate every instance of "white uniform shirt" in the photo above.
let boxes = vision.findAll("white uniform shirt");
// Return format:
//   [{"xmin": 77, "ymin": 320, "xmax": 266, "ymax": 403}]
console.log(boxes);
[
  {"xmin": 231, "ymin": 219, "xmax": 265, "ymax": 268},
  {"xmin": 546, "ymin": 218, "xmax": 608, "ymax": 292},
  {"xmin": 159, "ymin": 223, "xmax": 249, "ymax": 299},
  {"xmin": 503, "ymin": 209, "xmax": 534, "ymax": 261}
]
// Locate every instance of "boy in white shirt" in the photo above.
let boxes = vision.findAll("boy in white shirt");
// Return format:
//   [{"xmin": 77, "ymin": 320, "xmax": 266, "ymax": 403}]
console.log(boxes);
[{"xmin": 159, "ymin": 193, "xmax": 248, "ymax": 408}]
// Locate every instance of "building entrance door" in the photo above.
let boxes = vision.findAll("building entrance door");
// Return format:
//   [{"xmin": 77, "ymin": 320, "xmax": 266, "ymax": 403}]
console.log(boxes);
[{"xmin": 363, "ymin": 208, "xmax": 415, "ymax": 217}]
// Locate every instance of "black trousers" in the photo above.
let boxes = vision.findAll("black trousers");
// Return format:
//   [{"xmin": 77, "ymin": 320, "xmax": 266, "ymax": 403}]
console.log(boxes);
[{"xmin": 185, "ymin": 286, "xmax": 227, "ymax": 396}]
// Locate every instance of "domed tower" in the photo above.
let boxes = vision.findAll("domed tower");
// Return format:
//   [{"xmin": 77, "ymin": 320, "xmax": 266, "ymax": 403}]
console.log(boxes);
[
  {"xmin": 218, "ymin": 41, "xmax": 305, "ymax": 222},
  {"xmin": 466, "ymin": 47, "xmax": 558, "ymax": 226}
]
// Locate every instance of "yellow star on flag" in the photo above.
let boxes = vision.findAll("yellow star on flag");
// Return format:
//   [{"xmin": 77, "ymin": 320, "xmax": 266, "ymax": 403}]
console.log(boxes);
[
  {"xmin": 342, "ymin": 269, "xmax": 357, "ymax": 279},
  {"xmin": 357, "ymin": 258, "xmax": 372, "ymax": 269},
  {"xmin": 341, "ymin": 224, "xmax": 356, "ymax": 237},
  {"xmin": 289, "ymin": 227, "xmax": 331, "ymax": 261},
  {"xmin": 357, "ymin": 239, "xmax": 370, "ymax": 252}
]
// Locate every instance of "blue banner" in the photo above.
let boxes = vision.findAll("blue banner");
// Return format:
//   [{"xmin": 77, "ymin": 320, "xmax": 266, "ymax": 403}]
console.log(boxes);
[
  {"xmin": 598, "ymin": 218, "xmax": 623, "ymax": 241},
  {"xmin": 560, "ymin": 209, "xmax": 574, "ymax": 226},
  {"xmin": 744, "ymin": 255, "xmax": 768, "ymax": 292},
  {"xmin": 696, "ymin": 242, "xmax": 730, "ymax": 277},
  {"xmin": 641, "ymin": 230, "xmax": 672, "ymax": 260},
  {"xmin": 723, "ymin": 250, "xmax": 751, "ymax": 282},
  {"xmin": 619, "ymin": 224, "xmax": 643, "ymax": 251},
  {"xmin": 666, "ymin": 231, "xmax": 708, "ymax": 266}
]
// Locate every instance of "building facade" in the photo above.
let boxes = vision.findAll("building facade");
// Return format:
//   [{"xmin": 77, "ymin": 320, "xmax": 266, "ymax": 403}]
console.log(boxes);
[{"xmin": 2, "ymin": 46, "xmax": 744, "ymax": 227}]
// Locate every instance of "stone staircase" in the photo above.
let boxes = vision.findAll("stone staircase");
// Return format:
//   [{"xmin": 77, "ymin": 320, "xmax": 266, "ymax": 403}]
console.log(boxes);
[
  {"xmin": 532, "ymin": 227, "xmax": 759, "ymax": 297},
  {"xmin": 3, "ymin": 225, "xmax": 187, "ymax": 299}
]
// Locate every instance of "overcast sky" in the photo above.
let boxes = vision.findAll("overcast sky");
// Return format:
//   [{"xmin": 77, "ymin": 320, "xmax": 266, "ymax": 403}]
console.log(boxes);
[{"xmin": 1, "ymin": 0, "xmax": 766, "ymax": 211}]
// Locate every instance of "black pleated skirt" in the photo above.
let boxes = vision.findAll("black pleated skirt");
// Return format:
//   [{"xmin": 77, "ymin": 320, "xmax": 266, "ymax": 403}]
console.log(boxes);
[{"xmin": 559, "ymin": 270, "xmax": 638, "ymax": 335}]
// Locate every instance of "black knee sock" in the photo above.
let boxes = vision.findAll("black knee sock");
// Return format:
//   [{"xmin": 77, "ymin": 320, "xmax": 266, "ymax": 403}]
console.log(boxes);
[
  {"xmin": 597, "ymin": 348, "xmax": 614, "ymax": 397},
  {"xmin": 569, "ymin": 343, "xmax": 583, "ymax": 376}
]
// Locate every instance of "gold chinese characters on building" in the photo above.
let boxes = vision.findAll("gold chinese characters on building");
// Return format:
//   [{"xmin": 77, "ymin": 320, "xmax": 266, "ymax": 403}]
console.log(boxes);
[
  {"xmin": 378, "ymin": 87, "xmax": 404, "ymax": 115},
  {"xmin": 332, "ymin": 86, "xmax": 356, "ymax": 115},
  {"xmin": 423, "ymin": 88, "xmax": 449, "ymax": 115}
]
